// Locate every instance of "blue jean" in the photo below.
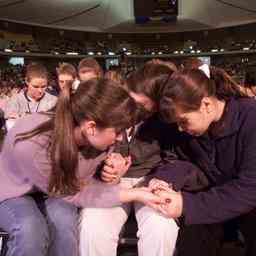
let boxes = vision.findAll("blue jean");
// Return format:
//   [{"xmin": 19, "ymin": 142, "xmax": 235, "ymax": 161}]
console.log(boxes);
[{"xmin": 0, "ymin": 195, "xmax": 79, "ymax": 256}]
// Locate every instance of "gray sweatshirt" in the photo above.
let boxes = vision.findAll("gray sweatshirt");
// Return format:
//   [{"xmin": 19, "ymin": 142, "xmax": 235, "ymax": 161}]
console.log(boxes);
[{"xmin": 4, "ymin": 91, "xmax": 57, "ymax": 119}]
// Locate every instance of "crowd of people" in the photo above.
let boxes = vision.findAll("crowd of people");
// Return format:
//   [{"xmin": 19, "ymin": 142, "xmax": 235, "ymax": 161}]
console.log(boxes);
[
  {"xmin": 2, "ymin": 21, "xmax": 256, "ymax": 56},
  {"xmin": 0, "ymin": 56, "xmax": 256, "ymax": 256}
]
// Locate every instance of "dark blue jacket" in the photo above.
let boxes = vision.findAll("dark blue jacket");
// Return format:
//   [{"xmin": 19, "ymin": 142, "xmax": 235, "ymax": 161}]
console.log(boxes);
[{"xmin": 159, "ymin": 98, "xmax": 256, "ymax": 225}]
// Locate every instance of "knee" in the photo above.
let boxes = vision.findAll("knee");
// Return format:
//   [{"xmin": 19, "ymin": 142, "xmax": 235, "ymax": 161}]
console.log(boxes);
[
  {"xmin": 80, "ymin": 208, "xmax": 122, "ymax": 241},
  {"xmin": 43, "ymin": 199, "xmax": 79, "ymax": 252},
  {"xmin": 138, "ymin": 212, "xmax": 179, "ymax": 238},
  {"xmin": 46, "ymin": 198, "xmax": 79, "ymax": 233},
  {"xmin": 12, "ymin": 214, "xmax": 50, "ymax": 252}
]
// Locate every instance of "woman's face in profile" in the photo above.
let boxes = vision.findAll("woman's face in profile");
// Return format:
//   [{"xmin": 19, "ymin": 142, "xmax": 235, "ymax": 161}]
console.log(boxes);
[
  {"xmin": 174, "ymin": 101, "xmax": 213, "ymax": 137},
  {"xmin": 79, "ymin": 121, "xmax": 124, "ymax": 151}
]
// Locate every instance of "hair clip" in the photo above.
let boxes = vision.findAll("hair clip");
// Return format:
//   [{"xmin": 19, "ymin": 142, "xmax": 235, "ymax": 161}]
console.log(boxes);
[{"xmin": 198, "ymin": 64, "xmax": 210, "ymax": 78}]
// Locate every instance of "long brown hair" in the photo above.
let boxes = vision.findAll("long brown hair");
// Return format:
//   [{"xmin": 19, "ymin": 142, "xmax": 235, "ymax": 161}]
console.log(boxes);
[
  {"xmin": 15, "ymin": 78, "xmax": 138, "ymax": 195},
  {"xmin": 160, "ymin": 67, "xmax": 247, "ymax": 122},
  {"xmin": 126, "ymin": 60, "xmax": 177, "ymax": 103}
]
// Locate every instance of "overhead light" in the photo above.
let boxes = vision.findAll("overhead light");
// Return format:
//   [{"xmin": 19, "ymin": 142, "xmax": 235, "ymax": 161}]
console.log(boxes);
[
  {"xmin": 126, "ymin": 52, "xmax": 132, "ymax": 55},
  {"xmin": 173, "ymin": 51, "xmax": 179, "ymax": 54},
  {"xmin": 88, "ymin": 52, "xmax": 94, "ymax": 55},
  {"xmin": 211, "ymin": 49, "xmax": 218, "ymax": 52},
  {"xmin": 197, "ymin": 50, "xmax": 201, "ymax": 53},
  {"xmin": 122, "ymin": 47, "xmax": 127, "ymax": 51},
  {"xmin": 4, "ymin": 48, "xmax": 13, "ymax": 52},
  {"xmin": 25, "ymin": 50, "xmax": 30, "ymax": 53},
  {"xmin": 151, "ymin": 52, "xmax": 156, "ymax": 55},
  {"xmin": 191, "ymin": 50, "xmax": 195, "ymax": 53},
  {"xmin": 97, "ymin": 52, "xmax": 102, "ymax": 55},
  {"xmin": 220, "ymin": 49, "xmax": 225, "ymax": 52},
  {"xmin": 180, "ymin": 51, "xmax": 184, "ymax": 54},
  {"xmin": 108, "ymin": 52, "xmax": 115, "ymax": 56},
  {"xmin": 66, "ymin": 52, "xmax": 79, "ymax": 55},
  {"xmin": 189, "ymin": 46, "xmax": 193, "ymax": 49},
  {"xmin": 243, "ymin": 47, "xmax": 250, "ymax": 51},
  {"xmin": 54, "ymin": 51, "xmax": 59, "ymax": 55},
  {"xmin": 158, "ymin": 51, "xmax": 163, "ymax": 55}
]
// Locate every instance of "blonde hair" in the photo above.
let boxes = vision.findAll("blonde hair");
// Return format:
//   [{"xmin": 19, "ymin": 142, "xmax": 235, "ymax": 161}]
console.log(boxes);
[{"xmin": 56, "ymin": 63, "xmax": 77, "ymax": 78}]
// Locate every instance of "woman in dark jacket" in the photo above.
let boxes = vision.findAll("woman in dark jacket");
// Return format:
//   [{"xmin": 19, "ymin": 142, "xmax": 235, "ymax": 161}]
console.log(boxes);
[{"xmin": 153, "ymin": 66, "xmax": 256, "ymax": 256}]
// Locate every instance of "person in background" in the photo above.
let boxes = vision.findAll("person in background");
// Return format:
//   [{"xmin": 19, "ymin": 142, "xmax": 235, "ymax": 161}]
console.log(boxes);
[
  {"xmin": 4, "ymin": 62, "xmax": 57, "ymax": 130},
  {"xmin": 0, "ymin": 78, "xmax": 165, "ymax": 256},
  {"xmin": 78, "ymin": 58, "xmax": 103, "ymax": 82},
  {"xmin": 48, "ymin": 62, "xmax": 77, "ymax": 96}
]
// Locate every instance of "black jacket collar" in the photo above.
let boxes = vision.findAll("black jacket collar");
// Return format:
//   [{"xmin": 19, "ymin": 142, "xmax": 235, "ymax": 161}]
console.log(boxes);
[{"xmin": 209, "ymin": 98, "xmax": 240, "ymax": 140}]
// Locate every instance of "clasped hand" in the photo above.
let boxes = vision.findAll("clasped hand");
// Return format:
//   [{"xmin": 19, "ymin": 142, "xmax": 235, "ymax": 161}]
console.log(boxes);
[
  {"xmin": 148, "ymin": 178, "xmax": 183, "ymax": 219},
  {"xmin": 101, "ymin": 153, "xmax": 132, "ymax": 184},
  {"xmin": 101, "ymin": 154, "xmax": 183, "ymax": 219}
]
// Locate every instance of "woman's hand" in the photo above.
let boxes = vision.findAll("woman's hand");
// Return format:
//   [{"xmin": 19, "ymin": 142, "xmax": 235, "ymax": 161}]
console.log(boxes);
[
  {"xmin": 134, "ymin": 187, "xmax": 167, "ymax": 210},
  {"xmin": 120, "ymin": 187, "xmax": 166, "ymax": 211},
  {"xmin": 148, "ymin": 178, "xmax": 172, "ymax": 193},
  {"xmin": 119, "ymin": 185, "xmax": 183, "ymax": 218},
  {"xmin": 148, "ymin": 178, "xmax": 183, "ymax": 218},
  {"xmin": 153, "ymin": 188, "xmax": 183, "ymax": 219},
  {"xmin": 101, "ymin": 153, "xmax": 132, "ymax": 184}
]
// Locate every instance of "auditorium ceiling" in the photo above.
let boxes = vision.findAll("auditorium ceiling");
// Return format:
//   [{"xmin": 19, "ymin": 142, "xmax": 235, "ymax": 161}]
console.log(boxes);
[{"xmin": 0, "ymin": 0, "xmax": 256, "ymax": 32}]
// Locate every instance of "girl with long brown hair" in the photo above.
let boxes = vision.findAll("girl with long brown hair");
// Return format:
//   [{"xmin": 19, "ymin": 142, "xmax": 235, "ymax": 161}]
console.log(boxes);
[{"xmin": 0, "ymin": 78, "xmax": 164, "ymax": 256}]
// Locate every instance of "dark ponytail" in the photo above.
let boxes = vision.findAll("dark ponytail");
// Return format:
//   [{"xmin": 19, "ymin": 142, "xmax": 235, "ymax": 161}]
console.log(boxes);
[{"xmin": 209, "ymin": 66, "xmax": 246, "ymax": 100}]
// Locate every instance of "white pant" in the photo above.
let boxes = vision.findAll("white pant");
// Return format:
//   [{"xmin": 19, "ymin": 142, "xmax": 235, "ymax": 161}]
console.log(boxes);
[{"xmin": 79, "ymin": 178, "xmax": 179, "ymax": 256}]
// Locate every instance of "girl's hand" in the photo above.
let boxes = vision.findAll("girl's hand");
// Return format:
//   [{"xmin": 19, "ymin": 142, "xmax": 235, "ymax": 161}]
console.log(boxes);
[
  {"xmin": 120, "ymin": 187, "xmax": 165, "ymax": 211},
  {"xmin": 149, "ymin": 178, "xmax": 172, "ymax": 194},
  {"xmin": 154, "ymin": 188, "xmax": 183, "ymax": 218},
  {"xmin": 130, "ymin": 187, "xmax": 167, "ymax": 211},
  {"xmin": 101, "ymin": 153, "xmax": 131, "ymax": 184}
]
